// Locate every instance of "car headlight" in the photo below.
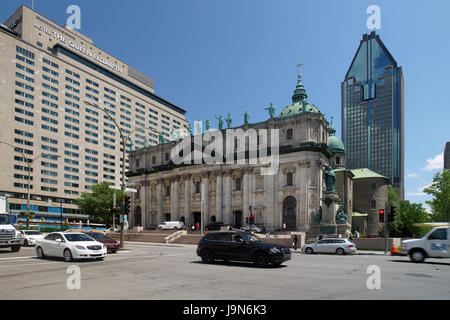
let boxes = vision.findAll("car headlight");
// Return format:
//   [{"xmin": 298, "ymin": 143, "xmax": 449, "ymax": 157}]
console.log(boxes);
[
  {"xmin": 76, "ymin": 245, "xmax": 86, "ymax": 250},
  {"xmin": 269, "ymin": 247, "xmax": 281, "ymax": 254}
]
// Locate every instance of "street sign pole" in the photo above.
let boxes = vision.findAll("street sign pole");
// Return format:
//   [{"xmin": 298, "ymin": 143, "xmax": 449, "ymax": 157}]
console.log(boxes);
[{"xmin": 385, "ymin": 202, "xmax": 389, "ymax": 255}]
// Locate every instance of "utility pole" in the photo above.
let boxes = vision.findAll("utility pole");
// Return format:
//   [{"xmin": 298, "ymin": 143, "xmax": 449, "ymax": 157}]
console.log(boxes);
[
  {"xmin": 384, "ymin": 201, "xmax": 389, "ymax": 255},
  {"xmin": 84, "ymin": 100, "xmax": 158, "ymax": 249}
]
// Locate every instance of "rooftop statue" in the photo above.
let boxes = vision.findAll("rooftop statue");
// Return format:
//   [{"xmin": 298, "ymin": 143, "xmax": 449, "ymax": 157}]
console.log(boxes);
[
  {"xmin": 323, "ymin": 166, "xmax": 336, "ymax": 192},
  {"xmin": 187, "ymin": 124, "xmax": 193, "ymax": 136},
  {"xmin": 205, "ymin": 119, "xmax": 211, "ymax": 131},
  {"xmin": 244, "ymin": 111, "xmax": 250, "ymax": 125},
  {"xmin": 336, "ymin": 202, "xmax": 348, "ymax": 224},
  {"xmin": 129, "ymin": 139, "xmax": 134, "ymax": 152},
  {"xmin": 265, "ymin": 103, "xmax": 276, "ymax": 119},
  {"xmin": 215, "ymin": 115, "xmax": 224, "ymax": 130},
  {"xmin": 226, "ymin": 113, "xmax": 232, "ymax": 128}
]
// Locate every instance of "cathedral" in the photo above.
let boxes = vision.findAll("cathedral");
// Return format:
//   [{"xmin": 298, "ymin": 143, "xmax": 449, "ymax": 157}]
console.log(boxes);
[{"xmin": 127, "ymin": 69, "xmax": 387, "ymax": 236}]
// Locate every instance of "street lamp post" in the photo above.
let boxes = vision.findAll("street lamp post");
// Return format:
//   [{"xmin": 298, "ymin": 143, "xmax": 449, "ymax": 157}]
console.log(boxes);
[
  {"xmin": 84, "ymin": 101, "xmax": 159, "ymax": 249},
  {"xmin": 0, "ymin": 141, "xmax": 60, "ymax": 229}
]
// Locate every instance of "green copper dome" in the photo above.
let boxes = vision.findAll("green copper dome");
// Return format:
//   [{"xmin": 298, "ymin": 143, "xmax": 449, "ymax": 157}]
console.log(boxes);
[
  {"xmin": 278, "ymin": 73, "xmax": 322, "ymax": 119},
  {"xmin": 328, "ymin": 123, "xmax": 345, "ymax": 153}
]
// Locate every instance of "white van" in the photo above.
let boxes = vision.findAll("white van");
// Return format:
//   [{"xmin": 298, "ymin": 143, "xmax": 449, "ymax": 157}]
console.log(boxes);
[
  {"xmin": 400, "ymin": 226, "xmax": 449, "ymax": 263},
  {"xmin": 158, "ymin": 221, "xmax": 184, "ymax": 230}
]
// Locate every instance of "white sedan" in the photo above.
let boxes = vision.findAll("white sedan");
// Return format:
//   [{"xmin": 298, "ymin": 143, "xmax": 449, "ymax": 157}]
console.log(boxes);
[
  {"xmin": 302, "ymin": 238, "xmax": 357, "ymax": 255},
  {"xmin": 36, "ymin": 232, "xmax": 107, "ymax": 262},
  {"xmin": 20, "ymin": 230, "xmax": 45, "ymax": 246}
]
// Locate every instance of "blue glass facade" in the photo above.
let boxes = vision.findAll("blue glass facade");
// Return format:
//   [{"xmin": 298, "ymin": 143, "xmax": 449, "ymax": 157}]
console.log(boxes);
[{"xmin": 342, "ymin": 32, "xmax": 404, "ymax": 198}]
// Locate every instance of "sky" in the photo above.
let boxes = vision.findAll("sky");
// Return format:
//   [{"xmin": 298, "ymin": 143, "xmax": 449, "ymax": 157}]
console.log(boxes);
[{"xmin": 1, "ymin": 0, "xmax": 449, "ymax": 211}]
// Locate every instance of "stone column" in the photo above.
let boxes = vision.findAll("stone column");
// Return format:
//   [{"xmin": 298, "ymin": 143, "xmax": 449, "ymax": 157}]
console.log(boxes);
[
  {"xmin": 171, "ymin": 177, "xmax": 180, "ymax": 221},
  {"xmin": 183, "ymin": 175, "xmax": 191, "ymax": 225},
  {"xmin": 224, "ymin": 170, "xmax": 232, "ymax": 225},
  {"xmin": 156, "ymin": 179, "xmax": 164, "ymax": 224},
  {"xmin": 216, "ymin": 171, "xmax": 223, "ymax": 222},
  {"xmin": 243, "ymin": 168, "xmax": 250, "ymax": 220},
  {"xmin": 145, "ymin": 181, "xmax": 152, "ymax": 229},
  {"xmin": 201, "ymin": 171, "xmax": 209, "ymax": 224}
]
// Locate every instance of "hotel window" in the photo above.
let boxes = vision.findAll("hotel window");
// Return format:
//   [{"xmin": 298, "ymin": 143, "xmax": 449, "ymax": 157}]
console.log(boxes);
[
  {"xmin": 66, "ymin": 69, "xmax": 80, "ymax": 79},
  {"xmin": 16, "ymin": 72, "xmax": 34, "ymax": 83},
  {"xmin": 16, "ymin": 46, "xmax": 34, "ymax": 59},
  {"xmin": 16, "ymin": 54, "xmax": 34, "ymax": 66},
  {"xmin": 17, "ymin": 63, "xmax": 34, "ymax": 75},
  {"xmin": 86, "ymin": 79, "xmax": 99, "ymax": 87}
]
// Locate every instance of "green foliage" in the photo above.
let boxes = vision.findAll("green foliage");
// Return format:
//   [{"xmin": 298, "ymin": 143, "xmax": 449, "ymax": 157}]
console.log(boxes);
[
  {"xmin": 75, "ymin": 182, "xmax": 123, "ymax": 224},
  {"xmin": 381, "ymin": 186, "xmax": 431, "ymax": 237},
  {"xmin": 424, "ymin": 170, "xmax": 450, "ymax": 222}
]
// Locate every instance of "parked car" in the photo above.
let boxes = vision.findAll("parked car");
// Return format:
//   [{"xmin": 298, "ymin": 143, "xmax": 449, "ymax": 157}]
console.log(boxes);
[
  {"xmin": 197, "ymin": 231, "xmax": 291, "ymax": 267},
  {"xmin": 302, "ymin": 238, "xmax": 356, "ymax": 255},
  {"xmin": 240, "ymin": 225, "xmax": 265, "ymax": 233},
  {"xmin": 400, "ymin": 226, "xmax": 449, "ymax": 263},
  {"xmin": 158, "ymin": 221, "xmax": 184, "ymax": 230},
  {"xmin": 20, "ymin": 230, "xmax": 45, "ymax": 246},
  {"xmin": 206, "ymin": 222, "xmax": 225, "ymax": 231},
  {"xmin": 35, "ymin": 232, "xmax": 107, "ymax": 262},
  {"xmin": 84, "ymin": 232, "xmax": 119, "ymax": 253}
]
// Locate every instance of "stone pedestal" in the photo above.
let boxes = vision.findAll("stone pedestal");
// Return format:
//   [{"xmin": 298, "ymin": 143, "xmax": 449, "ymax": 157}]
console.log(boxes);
[{"xmin": 308, "ymin": 191, "xmax": 351, "ymax": 238}]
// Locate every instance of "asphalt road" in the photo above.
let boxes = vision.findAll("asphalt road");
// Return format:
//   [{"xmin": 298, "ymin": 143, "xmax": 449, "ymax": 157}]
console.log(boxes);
[{"xmin": 0, "ymin": 243, "xmax": 449, "ymax": 300}]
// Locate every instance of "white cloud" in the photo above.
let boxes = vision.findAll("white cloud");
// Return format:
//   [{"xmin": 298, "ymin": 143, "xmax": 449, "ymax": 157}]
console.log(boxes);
[
  {"xmin": 419, "ymin": 183, "xmax": 432, "ymax": 192},
  {"xmin": 406, "ymin": 192, "xmax": 425, "ymax": 197},
  {"xmin": 407, "ymin": 173, "xmax": 419, "ymax": 178},
  {"xmin": 422, "ymin": 153, "xmax": 443, "ymax": 171}
]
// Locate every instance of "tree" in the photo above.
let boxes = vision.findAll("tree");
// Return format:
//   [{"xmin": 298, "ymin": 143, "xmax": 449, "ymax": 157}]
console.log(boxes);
[
  {"xmin": 397, "ymin": 201, "xmax": 430, "ymax": 238},
  {"xmin": 75, "ymin": 182, "xmax": 123, "ymax": 225},
  {"xmin": 423, "ymin": 170, "xmax": 450, "ymax": 222}
]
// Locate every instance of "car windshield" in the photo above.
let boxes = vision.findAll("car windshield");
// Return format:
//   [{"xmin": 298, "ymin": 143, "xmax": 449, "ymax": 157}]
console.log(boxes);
[
  {"xmin": 63, "ymin": 233, "xmax": 95, "ymax": 242},
  {"xmin": 241, "ymin": 232, "xmax": 264, "ymax": 242},
  {"xmin": 25, "ymin": 231, "xmax": 42, "ymax": 235},
  {"xmin": 0, "ymin": 214, "xmax": 11, "ymax": 225},
  {"xmin": 86, "ymin": 233, "xmax": 108, "ymax": 240}
]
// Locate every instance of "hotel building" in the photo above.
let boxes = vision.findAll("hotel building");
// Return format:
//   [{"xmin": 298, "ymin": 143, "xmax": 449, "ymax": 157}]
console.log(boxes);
[{"xmin": 0, "ymin": 5, "xmax": 189, "ymax": 221}]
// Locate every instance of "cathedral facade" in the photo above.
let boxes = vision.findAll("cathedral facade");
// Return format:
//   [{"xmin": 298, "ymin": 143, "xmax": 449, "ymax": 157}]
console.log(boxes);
[{"xmin": 126, "ymin": 71, "xmax": 353, "ymax": 233}]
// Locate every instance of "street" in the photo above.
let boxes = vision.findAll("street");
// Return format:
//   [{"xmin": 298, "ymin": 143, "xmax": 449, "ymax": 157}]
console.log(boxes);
[{"xmin": 0, "ymin": 243, "xmax": 449, "ymax": 300}]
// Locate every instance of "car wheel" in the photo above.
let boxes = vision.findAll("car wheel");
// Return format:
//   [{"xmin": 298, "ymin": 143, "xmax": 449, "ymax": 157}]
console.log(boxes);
[
  {"xmin": 253, "ymin": 252, "xmax": 269, "ymax": 267},
  {"xmin": 174, "ymin": 227, "xmax": 178, "ymax": 230},
  {"xmin": 10, "ymin": 245, "xmax": 20, "ymax": 252},
  {"xmin": 64, "ymin": 249, "xmax": 73, "ymax": 262},
  {"xmin": 336, "ymin": 248, "xmax": 345, "ymax": 255},
  {"xmin": 201, "ymin": 249, "xmax": 215, "ymax": 264},
  {"xmin": 410, "ymin": 249, "xmax": 426, "ymax": 263},
  {"xmin": 305, "ymin": 247, "xmax": 314, "ymax": 254},
  {"xmin": 36, "ymin": 247, "xmax": 45, "ymax": 259}
]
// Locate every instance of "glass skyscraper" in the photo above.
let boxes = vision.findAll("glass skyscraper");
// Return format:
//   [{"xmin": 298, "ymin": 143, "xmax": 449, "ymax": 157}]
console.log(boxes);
[{"xmin": 341, "ymin": 31, "xmax": 404, "ymax": 199}]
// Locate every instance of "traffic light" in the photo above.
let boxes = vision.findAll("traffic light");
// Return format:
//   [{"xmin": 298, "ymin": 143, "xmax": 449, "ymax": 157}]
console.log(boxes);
[
  {"xmin": 378, "ymin": 209, "xmax": 385, "ymax": 222},
  {"xmin": 250, "ymin": 214, "xmax": 255, "ymax": 224},
  {"xmin": 388, "ymin": 205, "xmax": 396, "ymax": 222},
  {"xmin": 124, "ymin": 195, "xmax": 131, "ymax": 215}
]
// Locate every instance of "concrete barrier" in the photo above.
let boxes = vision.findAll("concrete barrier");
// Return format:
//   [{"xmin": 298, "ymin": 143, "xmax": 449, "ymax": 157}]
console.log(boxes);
[{"xmin": 353, "ymin": 238, "xmax": 402, "ymax": 250}]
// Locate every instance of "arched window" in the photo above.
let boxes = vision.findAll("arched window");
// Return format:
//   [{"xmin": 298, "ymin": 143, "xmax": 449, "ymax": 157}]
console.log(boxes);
[
  {"xmin": 287, "ymin": 172, "xmax": 293, "ymax": 186},
  {"xmin": 195, "ymin": 182, "xmax": 201, "ymax": 194}
]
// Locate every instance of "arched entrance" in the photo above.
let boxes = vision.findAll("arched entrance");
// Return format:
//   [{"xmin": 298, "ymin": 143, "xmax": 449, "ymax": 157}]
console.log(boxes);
[
  {"xmin": 134, "ymin": 207, "xmax": 142, "ymax": 227},
  {"xmin": 282, "ymin": 196, "xmax": 297, "ymax": 231}
]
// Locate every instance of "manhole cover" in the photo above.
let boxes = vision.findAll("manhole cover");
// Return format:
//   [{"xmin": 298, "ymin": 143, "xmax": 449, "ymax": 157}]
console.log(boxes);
[{"xmin": 404, "ymin": 273, "xmax": 434, "ymax": 278}]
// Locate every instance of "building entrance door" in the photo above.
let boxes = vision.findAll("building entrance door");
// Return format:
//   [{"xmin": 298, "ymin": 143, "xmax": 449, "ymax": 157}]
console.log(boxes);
[
  {"xmin": 282, "ymin": 196, "xmax": 297, "ymax": 231},
  {"xmin": 233, "ymin": 211, "xmax": 242, "ymax": 228},
  {"xmin": 134, "ymin": 207, "xmax": 142, "ymax": 227},
  {"xmin": 193, "ymin": 212, "xmax": 201, "ymax": 227}
]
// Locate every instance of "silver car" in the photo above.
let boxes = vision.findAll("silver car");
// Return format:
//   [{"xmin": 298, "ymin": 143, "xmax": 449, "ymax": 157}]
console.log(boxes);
[{"xmin": 302, "ymin": 238, "xmax": 356, "ymax": 255}]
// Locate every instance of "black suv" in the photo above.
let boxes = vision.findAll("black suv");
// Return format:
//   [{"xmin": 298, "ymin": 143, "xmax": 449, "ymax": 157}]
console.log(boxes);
[{"xmin": 197, "ymin": 231, "xmax": 291, "ymax": 267}]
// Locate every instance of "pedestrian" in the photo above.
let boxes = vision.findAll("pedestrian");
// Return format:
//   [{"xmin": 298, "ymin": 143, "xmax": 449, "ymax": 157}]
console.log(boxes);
[
  {"xmin": 292, "ymin": 235, "xmax": 299, "ymax": 250},
  {"xmin": 265, "ymin": 232, "xmax": 270, "ymax": 239},
  {"xmin": 228, "ymin": 225, "xmax": 233, "ymax": 231},
  {"xmin": 355, "ymin": 230, "xmax": 360, "ymax": 239},
  {"xmin": 318, "ymin": 235, "xmax": 323, "ymax": 241},
  {"xmin": 348, "ymin": 232, "xmax": 353, "ymax": 241},
  {"xmin": 196, "ymin": 222, "xmax": 200, "ymax": 230}
]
